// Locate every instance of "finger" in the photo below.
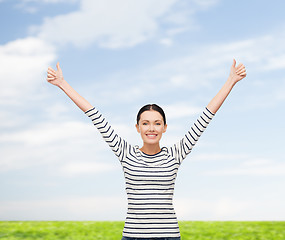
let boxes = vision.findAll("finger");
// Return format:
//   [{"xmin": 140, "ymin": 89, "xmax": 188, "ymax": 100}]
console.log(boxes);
[
  {"xmin": 47, "ymin": 70, "xmax": 56, "ymax": 76},
  {"xmin": 237, "ymin": 72, "xmax": 247, "ymax": 78},
  {"xmin": 47, "ymin": 75, "xmax": 55, "ymax": 79},
  {"xmin": 236, "ymin": 63, "xmax": 243, "ymax": 69},
  {"xmin": 56, "ymin": 62, "xmax": 61, "ymax": 71},
  {"xmin": 236, "ymin": 71, "xmax": 246, "ymax": 76},
  {"xmin": 236, "ymin": 64, "xmax": 245, "ymax": 72},
  {"xmin": 236, "ymin": 63, "xmax": 245, "ymax": 70},
  {"xmin": 232, "ymin": 59, "xmax": 236, "ymax": 68},
  {"xmin": 47, "ymin": 69, "xmax": 56, "ymax": 76},
  {"xmin": 48, "ymin": 67, "xmax": 56, "ymax": 73},
  {"xmin": 47, "ymin": 74, "xmax": 55, "ymax": 79},
  {"xmin": 236, "ymin": 68, "xmax": 246, "ymax": 75},
  {"xmin": 47, "ymin": 72, "xmax": 56, "ymax": 78}
]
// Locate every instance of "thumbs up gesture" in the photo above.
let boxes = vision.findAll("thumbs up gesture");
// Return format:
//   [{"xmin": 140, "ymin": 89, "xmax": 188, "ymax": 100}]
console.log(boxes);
[
  {"xmin": 47, "ymin": 62, "xmax": 64, "ymax": 87},
  {"xmin": 229, "ymin": 59, "xmax": 247, "ymax": 84}
]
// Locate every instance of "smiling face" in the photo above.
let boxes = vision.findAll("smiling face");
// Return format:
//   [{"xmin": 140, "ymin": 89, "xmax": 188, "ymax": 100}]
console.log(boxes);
[{"xmin": 136, "ymin": 110, "xmax": 167, "ymax": 146}]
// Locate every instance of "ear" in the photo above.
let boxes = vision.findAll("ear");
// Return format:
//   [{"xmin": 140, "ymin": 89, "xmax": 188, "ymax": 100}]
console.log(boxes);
[
  {"xmin": 136, "ymin": 124, "xmax": 140, "ymax": 133},
  {"xmin": 163, "ymin": 124, "xmax": 168, "ymax": 133}
]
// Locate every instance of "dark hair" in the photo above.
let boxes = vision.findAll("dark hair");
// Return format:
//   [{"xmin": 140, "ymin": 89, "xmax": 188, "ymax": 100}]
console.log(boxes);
[{"xmin": 136, "ymin": 104, "xmax": 166, "ymax": 125}]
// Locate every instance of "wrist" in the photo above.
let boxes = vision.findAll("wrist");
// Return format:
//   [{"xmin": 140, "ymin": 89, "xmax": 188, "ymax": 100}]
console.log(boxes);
[
  {"xmin": 58, "ymin": 79, "xmax": 67, "ymax": 90},
  {"xmin": 226, "ymin": 77, "xmax": 237, "ymax": 88}
]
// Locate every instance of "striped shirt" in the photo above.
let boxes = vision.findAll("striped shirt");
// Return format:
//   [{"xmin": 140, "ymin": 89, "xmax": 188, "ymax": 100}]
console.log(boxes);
[{"xmin": 85, "ymin": 107, "xmax": 215, "ymax": 238}]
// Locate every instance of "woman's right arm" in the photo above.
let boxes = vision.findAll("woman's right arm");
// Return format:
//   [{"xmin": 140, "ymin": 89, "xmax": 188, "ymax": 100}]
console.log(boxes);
[
  {"xmin": 47, "ymin": 63, "xmax": 128, "ymax": 161},
  {"xmin": 47, "ymin": 62, "xmax": 93, "ymax": 112}
]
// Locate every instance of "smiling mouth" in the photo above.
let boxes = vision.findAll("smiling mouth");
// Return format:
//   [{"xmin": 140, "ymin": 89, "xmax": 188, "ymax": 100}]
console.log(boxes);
[{"xmin": 146, "ymin": 134, "xmax": 157, "ymax": 138}]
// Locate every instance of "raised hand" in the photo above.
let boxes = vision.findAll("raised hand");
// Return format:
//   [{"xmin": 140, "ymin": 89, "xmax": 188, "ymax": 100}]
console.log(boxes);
[
  {"xmin": 229, "ymin": 59, "xmax": 247, "ymax": 84},
  {"xmin": 47, "ymin": 62, "xmax": 64, "ymax": 87},
  {"xmin": 46, "ymin": 62, "xmax": 93, "ymax": 112},
  {"xmin": 206, "ymin": 59, "xmax": 247, "ymax": 114}
]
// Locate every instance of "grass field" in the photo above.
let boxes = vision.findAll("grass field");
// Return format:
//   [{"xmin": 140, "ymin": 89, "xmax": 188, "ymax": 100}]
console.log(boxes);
[{"xmin": 0, "ymin": 221, "xmax": 284, "ymax": 240}]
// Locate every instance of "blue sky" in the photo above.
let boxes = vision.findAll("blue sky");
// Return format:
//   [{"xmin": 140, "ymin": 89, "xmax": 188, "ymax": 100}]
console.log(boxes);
[{"xmin": 0, "ymin": 0, "xmax": 284, "ymax": 221}]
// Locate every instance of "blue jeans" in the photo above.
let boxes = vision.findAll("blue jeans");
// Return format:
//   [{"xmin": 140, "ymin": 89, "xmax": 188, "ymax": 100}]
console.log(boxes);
[{"xmin": 121, "ymin": 237, "xmax": 181, "ymax": 240}]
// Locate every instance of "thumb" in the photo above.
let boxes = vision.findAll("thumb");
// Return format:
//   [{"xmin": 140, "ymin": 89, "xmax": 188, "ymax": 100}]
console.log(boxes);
[
  {"xmin": 232, "ymin": 59, "xmax": 236, "ymax": 68},
  {"xmin": 56, "ymin": 62, "xmax": 61, "ymax": 71}
]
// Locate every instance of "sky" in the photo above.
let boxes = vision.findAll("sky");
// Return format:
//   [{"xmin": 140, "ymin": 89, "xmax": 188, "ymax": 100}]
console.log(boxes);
[{"xmin": 0, "ymin": 0, "xmax": 284, "ymax": 221}]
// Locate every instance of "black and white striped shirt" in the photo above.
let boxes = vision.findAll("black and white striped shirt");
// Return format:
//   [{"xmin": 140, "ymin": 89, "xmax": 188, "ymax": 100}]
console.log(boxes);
[{"xmin": 85, "ymin": 107, "xmax": 215, "ymax": 238}]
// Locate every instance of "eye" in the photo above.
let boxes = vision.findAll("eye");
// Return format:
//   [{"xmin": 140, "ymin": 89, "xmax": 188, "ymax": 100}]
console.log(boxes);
[
  {"xmin": 142, "ymin": 122, "xmax": 148, "ymax": 125},
  {"xmin": 156, "ymin": 122, "xmax": 161, "ymax": 125}
]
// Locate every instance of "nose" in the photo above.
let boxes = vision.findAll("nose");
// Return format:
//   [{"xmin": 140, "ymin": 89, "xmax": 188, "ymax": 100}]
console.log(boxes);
[{"xmin": 149, "ymin": 124, "xmax": 154, "ymax": 131}]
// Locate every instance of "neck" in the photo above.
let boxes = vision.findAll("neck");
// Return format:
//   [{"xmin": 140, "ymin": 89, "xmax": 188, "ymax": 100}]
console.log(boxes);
[{"xmin": 140, "ymin": 143, "xmax": 161, "ymax": 155}]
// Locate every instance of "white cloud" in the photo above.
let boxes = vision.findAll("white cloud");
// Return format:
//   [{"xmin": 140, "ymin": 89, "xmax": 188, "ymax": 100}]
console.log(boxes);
[
  {"xmin": 169, "ymin": 74, "xmax": 189, "ymax": 87},
  {"xmin": 34, "ymin": 0, "xmax": 78, "ymax": 3},
  {"xmin": 166, "ymin": 26, "xmax": 190, "ymax": 36},
  {"xmin": 0, "ymin": 111, "xmax": 139, "ymax": 173},
  {"xmin": 174, "ymin": 196, "xmax": 285, "ymax": 220},
  {"xmin": 0, "ymin": 37, "xmax": 56, "ymax": 104},
  {"xmin": 163, "ymin": 102, "xmax": 202, "ymax": 119},
  {"xmin": 123, "ymin": 30, "xmax": 285, "ymax": 110},
  {"xmin": 0, "ymin": 121, "xmax": 90, "ymax": 145},
  {"xmin": 203, "ymin": 158, "xmax": 285, "ymax": 177},
  {"xmin": 192, "ymin": 153, "xmax": 249, "ymax": 162},
  {"xmin": 30, "ymin": 0, "xmax": 222, "ymax": 49},
  {"xmin": 15, "ymin": 0, "xmax": 79, "ymax": 13},
  {"xmin": 192, "ymin": 0, "xmax": 220, "ymax": 9},
  {"xmin": 182, "ymin": 152, "xmax": 285, "ymax": 177},
  {"xmin": 34, "ymin": 0, "xmax": 179, "ymax": 48},
  {"xmin": 0, "ymin": 196, "xmax": 126, "ymax": 220},
  {"xmin": 19, "ymin": 0, "xmax": 77, "ymax": 3},
  {"xmin": 242, "ymin": 158, "xmax": 272, "ymax": 167},
  {"xmin": 0, "ymin": 119, "xmax": 112, "ymax": 171},
  {"xmin": 1, "ymin": 194, "xmax": 284, "ymax": 221},
  {"xmin": 38, "ymin": 29, "xmax": 285, "ymax": 132},
  {"xmin": 59, "ymin": 161, "xmax": 119, "ymax": 177},
  {"xmin": 163, "ymin": 39, "xmax": 282, "ymax": 89},
  {"xmin": 174, "ymin": 197, "xmax": 250, "ymax": 220},
  {"xmin": 0, "ymin": 110, "xmax": 30, "ymax": 128},
  {"xmin": 208, "ymin": 35, "xmax": 285, "ymax": 73},
  {"xmin": 159, "ymin": 38, "xmax": 173, "ymax": 47},
  {"xmin": 43, "ymin": 103, "xmax": 73, "ymax": 121}
]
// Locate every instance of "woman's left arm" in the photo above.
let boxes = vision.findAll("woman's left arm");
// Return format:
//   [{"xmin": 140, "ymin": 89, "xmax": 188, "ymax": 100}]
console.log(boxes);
[
  {"xmin": 207, "ymin": 59, "xmax": 247, "ymax": 114},
  {"xmin": 169, "ymin": 59, "xmax": 246, "ymax": 164}
]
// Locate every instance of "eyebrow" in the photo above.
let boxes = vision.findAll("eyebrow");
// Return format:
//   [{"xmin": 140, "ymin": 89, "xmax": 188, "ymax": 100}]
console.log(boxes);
[{"xmin": 141, "ymin": 120, "xmax": 162, "ymax": 122}]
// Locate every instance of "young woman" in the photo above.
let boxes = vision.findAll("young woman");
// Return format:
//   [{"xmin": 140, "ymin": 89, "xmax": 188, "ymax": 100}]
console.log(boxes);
[{"xmin": 47, "ymin": 60, "xmax": 246, "ymax": 240}]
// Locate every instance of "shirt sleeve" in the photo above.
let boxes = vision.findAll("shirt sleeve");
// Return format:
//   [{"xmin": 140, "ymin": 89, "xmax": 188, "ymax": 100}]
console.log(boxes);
[
  {"xmin": 168, "ymin": 107, "xmax": 215, "ymax": 164},
  {"xmin": 85, "ymin": 107, "xmax": 128, "ymax": 162}
]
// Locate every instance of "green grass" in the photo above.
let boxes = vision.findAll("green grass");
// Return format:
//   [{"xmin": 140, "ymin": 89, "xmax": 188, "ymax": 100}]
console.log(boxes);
[
  {"xmin": 0, "ymin": 221, "xmax": 284, "ymax": 240},
  {"xmin": 179, "ymin": 221, "xmax": 285, "ymax": 240}
]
